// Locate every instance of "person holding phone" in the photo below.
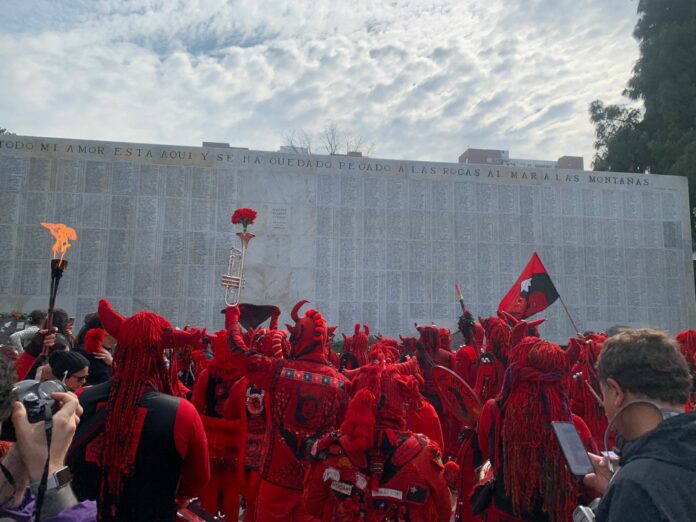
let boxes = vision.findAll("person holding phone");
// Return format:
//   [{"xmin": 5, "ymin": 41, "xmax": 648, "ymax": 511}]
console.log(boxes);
[{"xmin": 582, "ymin": 329, "xmax": 696, "ymax": 522}]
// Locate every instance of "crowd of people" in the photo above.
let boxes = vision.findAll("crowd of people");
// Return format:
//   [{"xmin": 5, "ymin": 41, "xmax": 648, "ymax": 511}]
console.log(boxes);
[{"xmin": 0, "ymin": 299, "xmax": 694, "ymax": 521}]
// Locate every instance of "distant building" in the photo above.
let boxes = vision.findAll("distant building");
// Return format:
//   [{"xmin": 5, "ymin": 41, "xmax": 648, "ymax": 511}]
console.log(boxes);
[
  {"xmin": 459, "ymin": 148, "xmax": 584, "ymax": 170},
  {"xmin": 279, "ymin": 145, "xmax": 310, "ymax": 155}
]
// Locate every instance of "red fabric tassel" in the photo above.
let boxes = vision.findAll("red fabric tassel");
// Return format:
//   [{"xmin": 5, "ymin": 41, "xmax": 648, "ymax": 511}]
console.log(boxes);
[
  {"xmin": 340, "ymin": 389, "xmax": 376, "ymax": 453},
  {"xmin": 84, "ymin": 328, "xmax": 106, "ymax": 354}
]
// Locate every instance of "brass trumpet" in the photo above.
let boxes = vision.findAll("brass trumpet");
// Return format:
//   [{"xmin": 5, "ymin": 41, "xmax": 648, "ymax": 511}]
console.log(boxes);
[{"xmin": 221, "ymin": 231, "xmax": 254, "ymax": 306}]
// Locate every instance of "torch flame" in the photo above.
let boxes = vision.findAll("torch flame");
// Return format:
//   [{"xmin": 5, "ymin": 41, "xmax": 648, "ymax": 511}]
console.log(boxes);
[{"xmin": 40, "ymin": 223, "xmax": 78, "ymax": 261}]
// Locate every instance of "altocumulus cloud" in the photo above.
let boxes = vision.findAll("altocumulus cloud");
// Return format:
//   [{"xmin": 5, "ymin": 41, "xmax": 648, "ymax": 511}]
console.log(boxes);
[{"xmin": 0, "ymin": 0, "xmax": 638, "ymax": 163}]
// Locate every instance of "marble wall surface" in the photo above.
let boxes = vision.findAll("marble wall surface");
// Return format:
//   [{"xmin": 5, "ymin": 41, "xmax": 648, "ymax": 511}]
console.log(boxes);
[{"xmin": 1, "ymin": 135, "xmax": 694, "ymax": 342}]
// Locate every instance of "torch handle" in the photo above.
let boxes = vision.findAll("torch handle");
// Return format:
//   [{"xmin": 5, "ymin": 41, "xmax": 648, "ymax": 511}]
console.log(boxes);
[{"xmin": 45, "ymin": 262, "xmax": 66, "ymax": 337}]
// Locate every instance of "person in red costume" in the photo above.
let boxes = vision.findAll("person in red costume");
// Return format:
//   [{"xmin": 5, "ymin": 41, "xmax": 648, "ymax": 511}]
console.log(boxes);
[
  {"xmin": 325, "ymin": 325, "xmax": 341, "ymax": 368},
  {"xmin": 69, "ymin": 299, "xmax": 210, "ymax": 521},
  {"xmin": 675, "ymin": 330, "xmax": 696, "ymax": 410},
  {"xmin": 339, "ymin": 323, "xmax": 370, "ymax": 371},
  {"xmin": 413, "ymin": 324, "xmax": 458, "ymax": 457},
  {"xmin": 404, "ymin": 372, "xmax": 446, "ymax": 453},
  {"xmin": 225, "ymin": 321, "xmax": 289, "ymax": 521},
  {"xmin": 497, "ymin": 310, "xmax": 545, "ymax": 350},
  {"xmin": 397, "ymin": 335, "xmax": 418, "ymax": 359},
  {"xmin": 226, "ymin": 300, "xmax": 349, "ymax": 522},
  {"xmin": 371, "ymin": 337, "xmax": 401, "ymax": 364},
  {"xmin": 568, "ymin": 333, "xmax": 609, "ymax": 448},
  {"xmin": 355, "ymin": 341, "xmax": 446, "ymax": 452},
  {"xmin": 191, "ymin": 329, "xmax": 243, "ymax": 521},
  {"xmin": 413, "ymin": 325, "xmax": 455, "ymax": 406},
  {"xmin": 474, "ymin": 316, "xmax": 511, "ymax": 403},
  {"xmin": 476, "ymin": 337, "xmax": 595, "ymax": 522},
  {"xmin": 455, "ymin": 310, "xmax": 484, "ymax": 387},
  {"xmin": 304, "ymin": 355, "xmax": 452, "ymax": 521}
]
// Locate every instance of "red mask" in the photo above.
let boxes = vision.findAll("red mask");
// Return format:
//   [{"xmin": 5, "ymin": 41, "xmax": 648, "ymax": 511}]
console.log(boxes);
[{"xmin": 286, "ymin": 300, "xmax": 328, "ymax": 359}]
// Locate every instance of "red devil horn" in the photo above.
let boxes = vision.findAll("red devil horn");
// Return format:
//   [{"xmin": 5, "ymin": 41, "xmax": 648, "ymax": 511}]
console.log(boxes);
[
  {"xmin": 399, "ymin": 335, "xmax": 406, "ymax": 342},
  {"xmin": 97, "ymin": 298, "xmax": 125, "ymax": 339},
  {"xmin": 354, "ymin": 323, "xmax": 360, "ymax": 335},
  {"xmin": 167, "ymin": 327, "xmax": 203, "ymax": 349},
  {"xmin": 528, "ymin": 318, "xmax": 546, "ymax": 328},
  {"xmin": 291, "ymin": 300, "xmax": 309, "ymax": 322},
  {"xmin": 414, "ymin": 322, "xmax": 422, "ymax": 332},
  {"xmin": 498, "ymin": 310, "xmax": 520, "ymax": 326},
  {"xmin": 364, "ymin": 325, "xmax": 370, "ymax": 336},
  {"xmin": 285, "ymin": 323, "xmax": 295, "ymax": 335}
]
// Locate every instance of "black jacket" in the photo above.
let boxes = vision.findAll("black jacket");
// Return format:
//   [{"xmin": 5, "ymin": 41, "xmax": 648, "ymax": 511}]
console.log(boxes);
[
  {"xmin": 596, "ymin": 411, "xmax": 696, "ymax": 521},
  {"xmin": 69, "ymin": 381, "xmax": 186, "ymax": 521}
]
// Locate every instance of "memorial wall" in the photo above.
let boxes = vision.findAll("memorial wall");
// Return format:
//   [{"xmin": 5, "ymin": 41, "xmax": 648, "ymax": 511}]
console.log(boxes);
[{"xmin": 0, "ymin": 135, "xmax": 694, "ymax": 343}]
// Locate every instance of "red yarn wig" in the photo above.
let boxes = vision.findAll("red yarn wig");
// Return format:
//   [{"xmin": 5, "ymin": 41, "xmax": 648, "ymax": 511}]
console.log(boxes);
[
  {"xmin": 499, "ymin": 337, "xmax": 579, "ymax": 521},
  {"xmin": 676, "ymin": 330, "xmax": 696, "ymax": 369},
  {"xmin": 97, "ymin": 299, "xmax": 199, "ymax": 516}
]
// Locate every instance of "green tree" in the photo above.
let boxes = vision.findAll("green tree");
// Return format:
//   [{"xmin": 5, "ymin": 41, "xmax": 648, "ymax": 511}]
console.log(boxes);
[
  {"xmin": 590, "ymin": 0, "xmax": 696, "ymax": 230},
  {"xmin": 589, "ymin": 101, "xmax": 649, "ymax": 172}
]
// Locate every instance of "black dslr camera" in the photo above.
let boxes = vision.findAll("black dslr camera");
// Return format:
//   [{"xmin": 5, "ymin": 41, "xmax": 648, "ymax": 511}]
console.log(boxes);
[{"xmin": 0, "ymin": 379, "xmax": 67, "ymax": 441}]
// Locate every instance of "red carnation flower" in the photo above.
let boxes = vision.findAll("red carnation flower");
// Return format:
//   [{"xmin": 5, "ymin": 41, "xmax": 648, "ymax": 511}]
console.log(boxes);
[{"xmin": 231, "ymin": 207, "xmax": 258, "ymax": 231}]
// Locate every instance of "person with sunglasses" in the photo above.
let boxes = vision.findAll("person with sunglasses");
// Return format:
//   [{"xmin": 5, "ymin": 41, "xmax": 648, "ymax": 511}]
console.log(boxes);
[{"xmin": 48, "ymin": 350, "xmax": 90, "ymax": 393}]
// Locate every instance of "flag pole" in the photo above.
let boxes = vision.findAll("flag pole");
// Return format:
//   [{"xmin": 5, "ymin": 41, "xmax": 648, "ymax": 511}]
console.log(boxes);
[{"xmin": 557, "ymin": 294, "xmax": 581, "ymax": 336}]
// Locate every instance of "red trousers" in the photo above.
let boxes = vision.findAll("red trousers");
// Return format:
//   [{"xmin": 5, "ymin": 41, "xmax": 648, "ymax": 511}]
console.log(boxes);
[
  {"xmin": 255, "ymin": 479, "xmax": 319, "ymax": 522},
  {"xmin": 199, "ymin": 466, "xmax": 240, "ymax": 521},
  {"xmin": 241, "ymin": 470, "xmax": 261, "ymax": 521}
]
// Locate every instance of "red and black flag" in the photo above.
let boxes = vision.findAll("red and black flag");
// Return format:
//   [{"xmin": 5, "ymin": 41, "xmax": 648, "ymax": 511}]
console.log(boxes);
[{"xmin": 498, "ymin": 252, "xmax": 559, "ymax": 319}]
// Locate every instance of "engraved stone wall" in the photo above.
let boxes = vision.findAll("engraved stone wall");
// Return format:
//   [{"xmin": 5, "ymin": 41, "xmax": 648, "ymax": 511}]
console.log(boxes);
[{"xmin": 0, "ymin": 136, "xmax": 694, "ymax": 342}]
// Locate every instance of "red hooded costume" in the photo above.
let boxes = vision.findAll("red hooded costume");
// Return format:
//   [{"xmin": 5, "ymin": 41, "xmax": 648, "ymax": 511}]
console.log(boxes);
[
  {"xmin": 226, "ymin": 300, "xmax": 349, "ymax": 521},
  {"xmin": 339, "ymin": 323, "xmax": 371, "ymax": 371},
  {"xmin": 476, "ymin": 337, "xmax": 595, "ymax": 522},
  {"xmin": 473, "ymin": 316, "xmax": 511, "ymax": 403},
  {"xmin": 224, "ymin": 319, "xmax": 289, "ymax": 521},
  {"xmin": 69, "ymin": 299, "xmax": 209, "ymax": 521},
  {"xmin": 569, "ymin": 333, "xmax": 608, "ymax": 448},
  {"xmin": 191, "ymin": 329, "xmax": 244, "ymax": 520},
  {"xmin": 304, "ymin": 356, "xmax": 452, "ymax": 521},
  {"xmin": 675, "ymin": 330, "xmax": 696, "ymax": 410}
]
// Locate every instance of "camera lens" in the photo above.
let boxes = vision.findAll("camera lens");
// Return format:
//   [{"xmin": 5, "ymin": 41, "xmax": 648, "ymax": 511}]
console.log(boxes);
[
  {"xmin": 23, "ymin": 392, "xmax": 40, "ymax": 406},
  {"xmin": 39, "ymin": 380, "xmax": 69, "ymax": 398}
]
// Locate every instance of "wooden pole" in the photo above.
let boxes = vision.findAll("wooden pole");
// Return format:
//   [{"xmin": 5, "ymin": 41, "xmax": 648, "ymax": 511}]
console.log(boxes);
[{"xmin": 557, "ymin": 294, "xmax": 581, "ymax": 336}]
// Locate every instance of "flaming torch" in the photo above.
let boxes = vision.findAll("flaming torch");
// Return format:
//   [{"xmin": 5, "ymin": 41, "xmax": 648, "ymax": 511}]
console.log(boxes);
[
  {"xmin": 40, "ymin": 223, "xmax": 77, "ymax": 331},
  {"xmin": 454, "ymin": 281, "xmax": 466, "ymax": 314},
  {"xmin": 221, "ymin": 208, "xmax": 257, "ymax": 306}
]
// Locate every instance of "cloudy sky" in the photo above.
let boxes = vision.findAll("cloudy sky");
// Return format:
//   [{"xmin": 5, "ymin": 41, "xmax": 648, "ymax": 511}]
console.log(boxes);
[{"xmin": 1, "ymin": 0, "xmax": 640, "ymax": 166}]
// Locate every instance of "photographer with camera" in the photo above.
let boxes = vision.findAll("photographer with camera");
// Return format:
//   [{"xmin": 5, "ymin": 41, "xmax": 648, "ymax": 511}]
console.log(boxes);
[
  {"xmin": 582, "ymin": 329, "xmax": 696, "ymax": 521},
  {"xmin": 0, "ymin": 354, "xmax": 96, "ymax": 521}
]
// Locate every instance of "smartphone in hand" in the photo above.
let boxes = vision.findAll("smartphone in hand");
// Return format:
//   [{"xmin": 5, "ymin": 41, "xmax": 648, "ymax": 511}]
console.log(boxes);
[{"xmin": 551, "ymin": 421, "xmax": 595, "ymax": 476}]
